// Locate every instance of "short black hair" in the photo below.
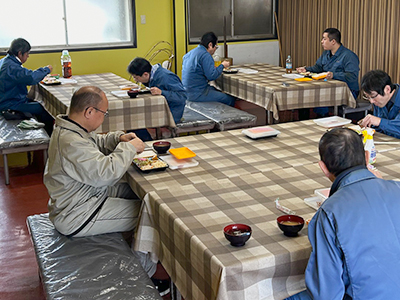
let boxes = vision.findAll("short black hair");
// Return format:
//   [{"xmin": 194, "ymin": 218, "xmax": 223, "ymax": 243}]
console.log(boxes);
[
  {"xmin": 69, "ymin": 86, "xmax": 104, "ymax": 114},
  {"xmin": 7, "ymin": 38, "xmax": 31, "ymax": 56},
  {"xmin": 127, "ymin": 57, "xmax": 151, "ymax": 76},
  {"xmin": 319, "ymin": 128, "xmax": 366, "ymax": 176},
  {"xmin": 361, "ymin": 70, "xmax": 396, "ymax": 96},
  {"xmin": 324, "ymin": 28, "xmax": 341, "ymax": 45},
  {"xmin": 200, "ymin": 32, "xmax": 218, "ymax": 48}
]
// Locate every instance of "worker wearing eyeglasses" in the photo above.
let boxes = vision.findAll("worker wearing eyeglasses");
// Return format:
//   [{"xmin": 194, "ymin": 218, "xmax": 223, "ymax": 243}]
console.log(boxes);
[
  {"xmin": 182, "ymin": 32, "xmax": 236, "ymax": 106},
  {"xmin": 359, "ymin": 70, "xmax": 400, "ymax": 139}
]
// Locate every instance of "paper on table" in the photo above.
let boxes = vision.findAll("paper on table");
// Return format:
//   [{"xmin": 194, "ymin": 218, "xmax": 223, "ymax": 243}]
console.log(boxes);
[
  {"xmin": 111, "ymin": 90, "xmax": 130, "ymax": 98},
  {"xmin": 59, "ymin": 78, "xmax": 78, "ymax": 84},
  {"xmin": 162, "ymin": 155, "xmax": 199, "ymax": 170},
  {"xmin": 237, "ymin": 68, "xmax": 258, "ymax": 74},
  {"xmin": 282, "ymin": 73, "xmax": 304, "ymax": 79}
]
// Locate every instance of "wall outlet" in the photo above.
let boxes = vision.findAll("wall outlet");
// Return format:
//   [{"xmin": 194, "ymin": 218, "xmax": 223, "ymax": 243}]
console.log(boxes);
[{"xmin": 140, "ymin": 15, "xmax": 146, "ymax": 24}]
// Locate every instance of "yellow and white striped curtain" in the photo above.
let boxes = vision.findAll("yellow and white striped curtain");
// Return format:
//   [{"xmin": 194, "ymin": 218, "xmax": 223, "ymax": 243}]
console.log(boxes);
[{"xmin": 277, "ymin": 0, "xmax": 400, "ymax": 84}]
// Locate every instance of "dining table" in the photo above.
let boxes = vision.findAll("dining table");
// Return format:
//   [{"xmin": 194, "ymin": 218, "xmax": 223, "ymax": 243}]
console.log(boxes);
[
  {"xmin": 28, "ymin": 73, "xmax": 176, "ymax": 133},
  {"xmin": 215, "ymin": 63, "xmax": 357, "ymax": 124},
  {"xmin": 126, "ymin": 120, "xmax": 400, "ymax": 300}
]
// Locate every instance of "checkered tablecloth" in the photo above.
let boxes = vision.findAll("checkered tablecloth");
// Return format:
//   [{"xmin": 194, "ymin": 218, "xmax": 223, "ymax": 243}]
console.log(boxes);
[
  {"xmin": 127, "ymin": 121, "xmax": 400, "ymax": 300},
  {"xmin": 216, "ymin": 63, "xmax": 356, "ymax": 121},
  {"xmin": 29, "ymin": 73, "xmax": 176, "ymax": 132}
]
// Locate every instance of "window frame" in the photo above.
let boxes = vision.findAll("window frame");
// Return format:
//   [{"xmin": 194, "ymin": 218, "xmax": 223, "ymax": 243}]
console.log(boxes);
[
  {"xmin": 186, "ymin": 0, "xmax": 277, "ymax": 44},
  {"xmin": 0, "ymin": 0, "xmax": 137, "ymax": 54}
]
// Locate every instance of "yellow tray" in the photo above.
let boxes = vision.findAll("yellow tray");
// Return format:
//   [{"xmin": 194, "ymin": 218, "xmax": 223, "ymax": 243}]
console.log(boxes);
[
  {"xmin": 169, "ymin": 147, "xmax": 196, "ymax": 160},
  {"xmin": 294, "ymin": 77, "xmax": 313, "ymax": 82}
]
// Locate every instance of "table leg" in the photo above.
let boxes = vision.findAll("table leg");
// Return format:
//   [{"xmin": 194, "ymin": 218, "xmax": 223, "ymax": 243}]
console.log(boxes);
[
  {"xmin": 3, "ymin": 154, "xmax": 9, "ymax": 185},
  {"xmin": 334, "ymin": 105, "xmax": 338, "ymax": 116}
]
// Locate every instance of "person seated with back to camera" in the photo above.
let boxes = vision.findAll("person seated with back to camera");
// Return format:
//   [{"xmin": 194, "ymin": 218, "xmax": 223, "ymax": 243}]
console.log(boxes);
[
  {"xmin": 44, "ymin": 86, "xmax": 158, "ymax": 278},
  {"xmin": 285, "ymin": 128, "xmax": 400, "ymax": 300},
  {"xmin": 181, "ymin": 31, "xmax": 236, "ymax": 106},
  {"xmin": 0, "ymin": 37, "xmax": 54, "ymax": 134},
  {"xmin": 358, "ymin": 69, "xmax": 400, "ymax": 139}
]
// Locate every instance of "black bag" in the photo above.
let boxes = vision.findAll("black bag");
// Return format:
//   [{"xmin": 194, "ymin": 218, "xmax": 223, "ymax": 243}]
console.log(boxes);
[{"xmin": 1, "ymin": 109, "xmax": 33, "ymax": 120}]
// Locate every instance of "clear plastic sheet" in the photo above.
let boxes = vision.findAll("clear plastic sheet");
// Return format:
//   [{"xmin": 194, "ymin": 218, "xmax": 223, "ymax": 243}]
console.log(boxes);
[
  {"xmin": 26, "ymin": 214, "xmax": 162, "ymax": 300},
  {"xmin": 186, "ymin": 101, "xmax": 257, "ymax": 131},
  {"xmin": 178, "ymin": 106, "xmax": 216, "ymax": 129},
  {"xmin": 0, "ymin": 116, "xmax": 49, "ymax": 149}
]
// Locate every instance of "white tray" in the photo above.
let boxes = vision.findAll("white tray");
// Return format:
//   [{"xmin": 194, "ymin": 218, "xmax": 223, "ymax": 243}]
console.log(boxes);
[
  {"xmin": 304, "ymin": 196, "xmax": 324, "ymax": 211},
  {"xmin": 313, "ymin": 116, "xmax": 352, "ymax": 128},
  {"xmin": 282, "ymin": 73, "xmax": 304, "ymax": 79},
  {"xmin": 242, "ymin": 126, "xmax": 280, "ymax": 139},
  {"xmin": 161, "ymin": 155, "xmax": 199, "ymax": 170},
  {"xmin": 111, "ymin": 90, "xmax": 130, "ymax": 98}
]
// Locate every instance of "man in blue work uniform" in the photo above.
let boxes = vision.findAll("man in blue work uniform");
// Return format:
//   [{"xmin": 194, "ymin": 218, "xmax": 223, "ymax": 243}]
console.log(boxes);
[
  {"xmin": 286, "ymin": 128, "xmax": 400, "ymax": 300},
  {"xmin": 0, "ymin": 38, "xmax": 54, "ymax": 134},
  {"xmin": 128, "ymin": 57, "xmax": 186, "ymax": 124},
  {"xmin": 359, "ymin": 69, "xmax": 400, "ymax": 139},
  {"xmin": 297, "ymin": 28, "xmax": 360, "ymax": 118},
  {"xmin": 182, "ymin": 32, "xmax": 236, "ymax": 106},
  {"xmin": 127, "ymin": 57, "xmax": 187, "ymax": 141}
]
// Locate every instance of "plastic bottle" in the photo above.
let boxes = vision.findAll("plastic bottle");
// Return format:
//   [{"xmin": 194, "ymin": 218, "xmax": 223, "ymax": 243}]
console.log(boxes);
[
  {"xmin": 286, "ymin": 55, "xmax": 292, "ymax": 73},
  {"xmin": 213, "ymin": 54, "xmax": 221, "ymax": 68},
  {"xmin": 61, "ymin": 50, "xmax": 72, "ymax": 78},
  {"xmin": 363, "ymin": 127, "xmax": 376, "ymax": 164}
]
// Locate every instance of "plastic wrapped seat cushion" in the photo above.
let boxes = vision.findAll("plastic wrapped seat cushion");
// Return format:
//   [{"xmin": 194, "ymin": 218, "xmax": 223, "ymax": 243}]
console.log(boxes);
[
  {"xmin": 186, "ymin": 101, "xmax": 257, "ymax": 131},
  {"xmin": 26, "ymin": 213, "xmax": 162, "ymax": 300},
  {"xmin": 0, "ymin": 116, "xmax": 49, "ymax": 149}
]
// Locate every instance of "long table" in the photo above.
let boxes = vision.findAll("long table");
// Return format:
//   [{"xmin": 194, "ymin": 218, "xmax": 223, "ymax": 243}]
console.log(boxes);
[
  {"xmin": 216, "ymin": 63, "xmax": 356, "ymax": 123},
  {"xmin": 126, "ymin": 121, "xmax": 400, "ymax": 300},
  {"xmin": 29, "ymin": 73, "xmax": 176, "ymax": 133}
]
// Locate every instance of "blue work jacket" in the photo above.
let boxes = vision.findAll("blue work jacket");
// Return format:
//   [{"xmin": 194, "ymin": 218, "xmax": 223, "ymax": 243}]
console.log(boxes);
[
  {"xmin": 306, "ymin": 45, "xmax": 360, "ymax": 95},
  {"xmin": 181, "ymin": 45, "xmax": 224, "ymax": 101},
  {"xmin": 149, "ymin": 64, "xmax": 187, "ymax": 124},
  {"xmin": 373, "ymin": 84, "xmax": 400, "ymax": 139},
  {"xmin": 0, "ymin": 54, "xmax": 50, "ymax": 111},
  {"xmin": 303, "ymin": 167, "xmax": 400, "ymax": 299}
]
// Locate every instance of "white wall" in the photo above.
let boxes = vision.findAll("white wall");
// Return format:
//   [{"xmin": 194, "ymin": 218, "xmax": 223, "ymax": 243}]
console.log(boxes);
[{"xmin": 215, "ymin": 41, "xmax": 280, "ymax": 66}]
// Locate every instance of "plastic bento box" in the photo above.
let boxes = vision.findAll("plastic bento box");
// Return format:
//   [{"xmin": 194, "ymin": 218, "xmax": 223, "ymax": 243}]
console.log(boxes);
[{"xmin": 132, "ymin": 151, "xmax": 169, "ymax": 173}]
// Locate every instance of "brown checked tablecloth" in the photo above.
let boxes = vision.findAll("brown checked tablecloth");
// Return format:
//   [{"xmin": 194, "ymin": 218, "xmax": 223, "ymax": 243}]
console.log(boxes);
[
  {"xmin": 127, "ymin": 121, "xmax": 400, "ymax": 300},
  {"xmin": 29, "ymin": 73, "xmax": 176, "ymax": 133},
  {"xmin": 215, "ymin": 63, "xmax": 356, "ymax": 121},
  {"xmin": 127, "ymin": 121, "xmax": 399, "ymax": 198}
]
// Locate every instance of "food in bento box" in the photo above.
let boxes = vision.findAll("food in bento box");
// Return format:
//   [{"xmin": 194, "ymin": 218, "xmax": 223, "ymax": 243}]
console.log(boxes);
[{"xmin": 133, "ymin": 157, "xmax": 168, "ymax": 172}]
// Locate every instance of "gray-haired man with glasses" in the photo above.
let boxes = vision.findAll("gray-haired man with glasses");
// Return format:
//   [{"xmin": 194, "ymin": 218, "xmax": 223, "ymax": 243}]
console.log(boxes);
[
  {"xmin": 44, "ymin": 86, "xmax": 157, "ymax": 275},
  {"xmin": 359, "ymin": 70, "xmax": 400, "ymax": 139}
]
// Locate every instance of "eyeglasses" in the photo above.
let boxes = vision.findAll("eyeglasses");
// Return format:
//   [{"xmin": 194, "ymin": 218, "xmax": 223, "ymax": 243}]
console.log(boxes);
[
  {"xmin": 362, "ymin": 93, "xmax": 379, "ymax": 101},
  {"xmin": 215, "ymin": 45, "xmax": 219, "ymax": 50},
  {"xmin": 86, "ymin": 106, "xmax": 109, "ymax": 117}
]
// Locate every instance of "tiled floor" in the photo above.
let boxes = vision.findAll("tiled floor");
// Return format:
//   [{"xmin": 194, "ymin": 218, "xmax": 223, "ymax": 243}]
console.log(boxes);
[{"xmin": 0, "ymin": 161, "xmax": 47, "ymax": 300}]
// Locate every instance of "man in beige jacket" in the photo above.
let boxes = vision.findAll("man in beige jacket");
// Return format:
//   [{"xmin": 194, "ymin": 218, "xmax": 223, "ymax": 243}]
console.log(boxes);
[{"xmin": 44, "ymin": 86, "xmax": 145, "ymax": 237}]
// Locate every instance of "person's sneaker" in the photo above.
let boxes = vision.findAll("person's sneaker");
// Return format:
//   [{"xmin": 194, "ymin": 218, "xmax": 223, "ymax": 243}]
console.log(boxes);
[{"xmin": 151, "ymin": 278, "xmax": 171, "ymax": 297}]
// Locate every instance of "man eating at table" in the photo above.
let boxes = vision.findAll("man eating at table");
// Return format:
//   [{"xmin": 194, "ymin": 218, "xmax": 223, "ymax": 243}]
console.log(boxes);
[
  {"xmin": 127, "ymin": 57, "xmax": 187, "ymax": 124},
  {"xmin": 182, "ymin": 31, "xmax": 236, "ymax": 106},
  {"xmin": 286, "ymin": 128, "xmax": 400, "ymax": 300},
  {"xmin": 296, "ymin": 28, "xmax": 360, "ymax": 118},
  {"xmin": 44, "ymin": 86, "xmax": 157, "ymax": 277},
  {"xmin": 359, "ymin": 69, "xmax": 400, "ymax": 139}
]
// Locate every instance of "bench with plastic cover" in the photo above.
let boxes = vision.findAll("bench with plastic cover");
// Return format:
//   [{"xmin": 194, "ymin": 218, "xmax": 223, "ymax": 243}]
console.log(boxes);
[
  {"xmin": 185, "ymin": 101, "xmax": 257, "ymax": 131},
  {"xmin": 0, "ymin": 116, "xmax": 49, "ymax": 185},
  {"xmin": 172, "ymin": 105, "xmax": 216, "ymax": 137},
  {"xmin": 26, "ymin": 213, "xmax": 162, "ymax": 300}
]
